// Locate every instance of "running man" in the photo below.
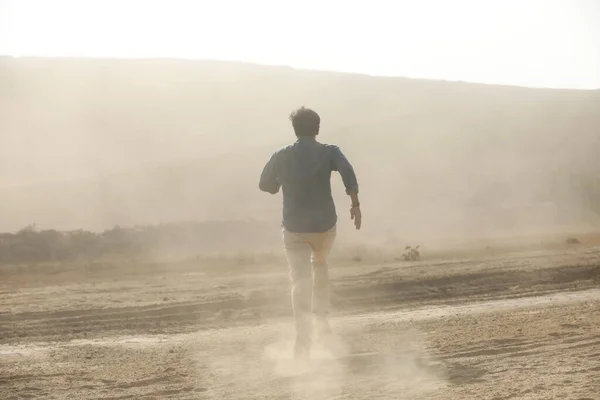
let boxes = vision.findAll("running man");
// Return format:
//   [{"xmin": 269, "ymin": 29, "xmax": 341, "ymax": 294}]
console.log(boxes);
[{"xmin": 259, "ymin": 106, "xmax": 361, "ymax": 358}]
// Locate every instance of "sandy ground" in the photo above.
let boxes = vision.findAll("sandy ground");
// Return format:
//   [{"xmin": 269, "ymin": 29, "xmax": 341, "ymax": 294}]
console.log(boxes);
[{"xmin": 1, "ymin": 245, "xmax": 599, "ymax": 399}]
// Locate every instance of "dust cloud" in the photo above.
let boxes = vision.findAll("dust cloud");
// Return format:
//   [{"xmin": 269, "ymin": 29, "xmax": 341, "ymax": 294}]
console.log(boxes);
[
  {"xmin": 262, "ymin": 328, "xmax": 446, "ymax": 399},
  {"xmin": 193, "ymin": 322, "xmax": 446, "ymax": 399}
]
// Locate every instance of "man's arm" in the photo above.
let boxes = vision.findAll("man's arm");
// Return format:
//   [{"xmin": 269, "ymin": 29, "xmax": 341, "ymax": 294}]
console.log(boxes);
[
  {"xmin": 331, "ymin": 146, "xmax": 359, "ymax": 195},
  {"xmin": 259, "ymin": 153, "xmax": 281, "ymax": 194},
  {"xmin": 332, "ymin": 146, "xmax": 361, "ymax": 230}
]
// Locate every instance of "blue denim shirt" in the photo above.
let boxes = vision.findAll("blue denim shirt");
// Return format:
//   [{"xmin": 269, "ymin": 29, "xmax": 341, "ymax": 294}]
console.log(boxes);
[{"xmin": 259, "ymin": 137, "xmax": 359, "ymax": 233}]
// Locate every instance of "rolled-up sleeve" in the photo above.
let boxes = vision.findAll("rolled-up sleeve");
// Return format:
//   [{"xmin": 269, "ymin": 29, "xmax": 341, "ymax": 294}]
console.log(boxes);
[
  {"xmin": 259, "ymin": 152, "xmax": 281, "ymax": 194},
  {"xmin": 331, "ymin": 146, "xmax": 359, "ymax": 195}
]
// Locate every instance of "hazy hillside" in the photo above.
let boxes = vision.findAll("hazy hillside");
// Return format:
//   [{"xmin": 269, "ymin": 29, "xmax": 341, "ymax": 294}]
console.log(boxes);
[{"xmin": 1, "ymin": 56, "xmax": 599, "ymax": 243}]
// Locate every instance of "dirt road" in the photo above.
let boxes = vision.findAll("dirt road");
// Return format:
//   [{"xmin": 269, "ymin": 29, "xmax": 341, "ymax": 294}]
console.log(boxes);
[{"xmin": 1, "ymin": 247, "xmax": 599, "ymax": 399}]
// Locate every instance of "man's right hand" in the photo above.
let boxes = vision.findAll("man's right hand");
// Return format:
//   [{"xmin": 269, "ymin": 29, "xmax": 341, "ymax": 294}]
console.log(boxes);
[{"xmin": 350, "ymin": 206, "xmax": 362, "ymax": 230}]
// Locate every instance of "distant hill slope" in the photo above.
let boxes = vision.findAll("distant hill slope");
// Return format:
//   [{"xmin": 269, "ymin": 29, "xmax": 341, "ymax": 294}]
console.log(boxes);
[{"xmin": 1, "ymin": 57, "xmax": 599, "ymax": 238}]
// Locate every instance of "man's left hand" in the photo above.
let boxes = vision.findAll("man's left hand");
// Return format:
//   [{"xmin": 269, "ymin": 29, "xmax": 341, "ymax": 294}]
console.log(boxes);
[{"xmin": 350, "ymin": 206, "xmax": 362, "ymax": 230}]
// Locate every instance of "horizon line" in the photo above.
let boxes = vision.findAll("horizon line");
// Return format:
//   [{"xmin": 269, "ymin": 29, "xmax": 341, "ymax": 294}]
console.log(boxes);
[{"xmin": 2, "ymin": 53, "xmax": 598, "ymax": 92}]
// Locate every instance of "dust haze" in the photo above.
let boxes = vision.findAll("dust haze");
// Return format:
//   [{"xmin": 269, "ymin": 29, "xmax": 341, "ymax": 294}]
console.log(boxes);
[
  {"xmin": 2, "ymin": 56, "xmax": 599, "ymax": 245},
  {"xmin": 2, "ymin": 56, "xmax": 600, "ymax": 400}
]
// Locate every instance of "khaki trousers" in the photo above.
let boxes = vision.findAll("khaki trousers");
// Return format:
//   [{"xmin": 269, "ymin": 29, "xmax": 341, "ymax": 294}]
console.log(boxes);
[{"xmin": 282, "ymin": 225, "xmax": 336, "ymax": 341}]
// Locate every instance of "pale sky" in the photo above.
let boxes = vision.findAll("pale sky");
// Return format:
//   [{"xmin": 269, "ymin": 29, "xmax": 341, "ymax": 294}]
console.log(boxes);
[{"xmin": 1, "ymin": 0, "xmax": 599, "ymax": 89}]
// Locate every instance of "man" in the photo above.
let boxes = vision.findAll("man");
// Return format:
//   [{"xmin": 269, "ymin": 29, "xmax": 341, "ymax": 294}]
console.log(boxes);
[{"xmin": 259, "ymin": 106, "xmax": 361, "ymax": 359}]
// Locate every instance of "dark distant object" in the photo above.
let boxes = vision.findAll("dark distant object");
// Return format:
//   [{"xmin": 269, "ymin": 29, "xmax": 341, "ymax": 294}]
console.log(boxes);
[
  {"xmin": 566, "ymin": 237, "xmax": 581, "ymax": 244},
  {"xmin": 402, "ymin": 245, "xmax": 420, "ymax": 261}
]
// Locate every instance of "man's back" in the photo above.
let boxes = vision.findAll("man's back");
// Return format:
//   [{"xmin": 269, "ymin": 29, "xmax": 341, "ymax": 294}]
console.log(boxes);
[
  {"xmin": 259, "ymin": 106, "xmax": 361, "ymax": 359},
  {"xmin": 259, "ymin": 136, "xmax": 358, "ymax": 233}
]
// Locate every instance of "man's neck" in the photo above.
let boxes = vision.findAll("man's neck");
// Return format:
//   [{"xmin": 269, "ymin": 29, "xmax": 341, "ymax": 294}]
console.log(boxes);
[{"xmin": 297, "ymin": 136, "xmax": 317, "ymax": 141}]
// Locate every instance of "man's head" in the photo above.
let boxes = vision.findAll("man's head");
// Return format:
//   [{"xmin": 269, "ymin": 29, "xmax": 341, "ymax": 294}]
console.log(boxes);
[{"xmin": 289, "ymin": 106, "xmax": 320, "ymax": 137}]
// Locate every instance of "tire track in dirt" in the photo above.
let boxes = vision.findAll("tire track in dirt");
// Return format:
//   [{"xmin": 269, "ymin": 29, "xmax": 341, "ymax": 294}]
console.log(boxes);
[
  {"xmin": 1, "ymin": 287, "xmax": 599, "ymax": 399},
  {"xmin": 1, "ymin": 263, "xmax": 598, "ymax": 343},
  {"xmin": 334, "ymin": 264, "xmax": 600, "ymax": 308}
]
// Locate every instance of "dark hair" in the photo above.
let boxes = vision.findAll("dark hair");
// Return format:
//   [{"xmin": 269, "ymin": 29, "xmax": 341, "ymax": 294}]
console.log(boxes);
[{"xmin": 289, "ymin": 106, "xmax": 320, "ymax": 137}]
